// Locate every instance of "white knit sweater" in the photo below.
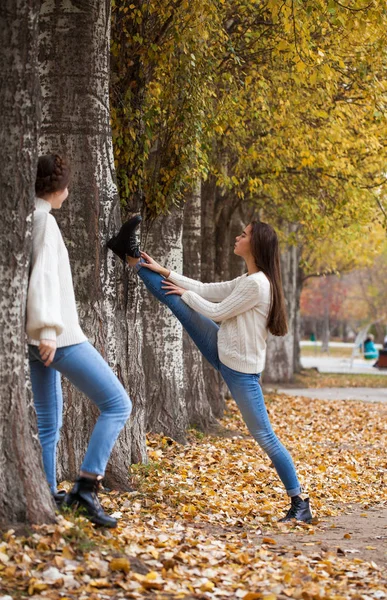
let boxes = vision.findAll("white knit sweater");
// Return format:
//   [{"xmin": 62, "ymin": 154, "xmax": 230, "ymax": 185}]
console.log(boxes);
[
  {"xmin": 168, "ymin": 270, "xmax": 271, "ymax": 373},
  {"xmin": 26, "ymin": 198, "xmax": 87, "ymax": 347}
]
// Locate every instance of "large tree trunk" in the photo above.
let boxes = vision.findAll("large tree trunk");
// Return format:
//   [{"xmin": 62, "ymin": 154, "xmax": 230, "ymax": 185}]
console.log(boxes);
[
  {"xmin": 0, "ymin": 0, "xmax": 55, "ymax": 526},
  {"xmin": 38, "ymin": 1, "xmax": 147, "ymax": 489},
  {"xmin": 183, "ymin": 182, "xmax": 217, "ymax": 430},
  {"xmin": 201, "ymin": 177, "xmax": 225, "ymax": 418},
  {"xmin": 141, "ymin": 211, "xmax": 188, "ymax": 442},
  {"xmin": 264, "ymin": 240, "xmax": 301, "ymax": 383}
]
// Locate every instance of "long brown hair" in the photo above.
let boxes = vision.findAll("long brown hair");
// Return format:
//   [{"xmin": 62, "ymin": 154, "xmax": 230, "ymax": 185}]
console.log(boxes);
[{"xmin": 250, "ymin": 221, "xmax": 288, "ymax": 336}]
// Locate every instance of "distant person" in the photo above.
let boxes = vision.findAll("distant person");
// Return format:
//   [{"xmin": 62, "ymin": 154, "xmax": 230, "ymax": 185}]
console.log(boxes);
[
  {"xmin": 363, "ymin": 334, "xmax": 378, "ymax": 360},
  {"xmin": 383, "ymin": 334, "xmax": 387, "ymax": 350}
]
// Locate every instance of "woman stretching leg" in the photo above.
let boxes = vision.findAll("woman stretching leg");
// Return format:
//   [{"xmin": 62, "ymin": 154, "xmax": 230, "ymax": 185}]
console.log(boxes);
[{"xmin": 108, "ymin": 219, "xmax": 312, "ymax": 522}]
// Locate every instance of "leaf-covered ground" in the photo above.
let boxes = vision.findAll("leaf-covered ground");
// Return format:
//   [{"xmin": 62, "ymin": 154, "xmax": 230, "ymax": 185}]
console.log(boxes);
[{"xmin": 1, "ymin": 394, "xmax": 387, "ymax": 599}]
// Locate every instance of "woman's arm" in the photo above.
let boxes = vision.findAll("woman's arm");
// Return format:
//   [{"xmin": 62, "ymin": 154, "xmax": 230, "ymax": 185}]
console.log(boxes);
[
  {"xmin": 139, "ymin": 251, "xmax": 246, "ymax": 301},
  {"xmin": 163, "ymin": 277, "xmax": 260, "ymax": 321},
  {"xmin": 167, "ymin": 270, "xmax": 246, "ymax": 301},
  {"xmin": 26, "ymin": 216, "xmax": 64, "ymax": 350}
]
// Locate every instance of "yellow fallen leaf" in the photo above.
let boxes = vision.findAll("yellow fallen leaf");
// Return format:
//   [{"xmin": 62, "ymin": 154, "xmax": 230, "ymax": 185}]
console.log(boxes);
[
  {"xmin": 244, "ymin": 593, "xmax": 263, "ymax": 600},
  {"xmin": 200, "ymin": 580, "xmax": 215, "ymax": 592},
  {"xmin": 262, "ymin": 537, "xmax": 277, "ymax": 545},
  {"xmin": 343, "ymin": 533, "xmax": 351, "ymax": 539},
  {"xmin": 62, "ymin": 545, "xmax": 75, "ymax": 559},
  {"xmin": 110, "ymin": 557, "xmax": 131, "ymax": 573},
  {"xmin": 89, "ymin": 578, "xmax": 110, "ymax": 588},
  {"xmin": 28, "ymin": 581, "xmax": 48, "ymax": 594}
]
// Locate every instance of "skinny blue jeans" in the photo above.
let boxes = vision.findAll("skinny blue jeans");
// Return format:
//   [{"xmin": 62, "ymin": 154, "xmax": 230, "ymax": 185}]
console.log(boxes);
[
  {"xmin": 136, "ymin": 264, "xmax": 302, "ymax": 496},
  {"xmin": 28, "ymin": 341, "xmax": 132, "ymax": 493}
]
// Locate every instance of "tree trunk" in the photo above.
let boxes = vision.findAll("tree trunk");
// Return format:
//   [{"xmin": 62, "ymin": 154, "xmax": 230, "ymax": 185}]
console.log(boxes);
[
  {"xmin": 38, "ymin": 1, "xmax": 147, "ymax": 489},
  {"xmin": 0, "ymin": 0, "xmax": 55, "ymax": 526},
  {"xmin": 183, "ymin": 182, "xmax": 217, "ymax": 430},
  {"xmin": 293, "ymin": 265, "xmax": 304, "ymax": 373},
  {"xmin": 263, "ymin": 240, "xmax": 300, "ymax": 383},
  {"xmin": 141, "ymin": 211, "xmax": 188, "ymax": 442},
  {"xmin": 321, "ymin": 304, "xmax": 330, "ymax": 353},
  {"xmin": 200, "ymin": 177, "xmax": 225, "ymax": 418}
]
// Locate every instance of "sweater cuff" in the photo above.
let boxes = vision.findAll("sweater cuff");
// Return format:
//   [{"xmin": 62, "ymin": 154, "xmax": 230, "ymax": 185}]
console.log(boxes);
[{"xmin": 39, "ymin": 327, "xmax": 57, "ymax": 341}]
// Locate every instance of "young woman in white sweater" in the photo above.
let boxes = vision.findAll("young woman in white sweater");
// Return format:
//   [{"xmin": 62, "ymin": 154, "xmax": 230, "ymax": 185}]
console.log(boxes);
[
  {"xmin": 27, "ymin": 154, "xmax": 132, "ymax": 527},
  {"xmin": 108, "ymin": 218, "xmax": 312, "ymax": 522}
]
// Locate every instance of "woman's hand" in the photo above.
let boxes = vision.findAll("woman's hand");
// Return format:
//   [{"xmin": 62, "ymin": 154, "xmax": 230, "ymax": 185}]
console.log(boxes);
[
  {"xmin": 161, "ymin": 280, "xmax": 186, "ymax": 296},
  {"xmin": 140, "ymin": 251, "xmax": 170, "ymax": 278},
  {"xmin": 39, "ymin": 339, "xmax": 57, "ymax": 367}
]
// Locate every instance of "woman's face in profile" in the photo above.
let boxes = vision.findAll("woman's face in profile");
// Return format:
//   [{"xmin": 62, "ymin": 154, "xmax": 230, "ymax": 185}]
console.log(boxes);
[{"xmin": 234, "ymin": 223, "xmax": 253, "ymax": 258}]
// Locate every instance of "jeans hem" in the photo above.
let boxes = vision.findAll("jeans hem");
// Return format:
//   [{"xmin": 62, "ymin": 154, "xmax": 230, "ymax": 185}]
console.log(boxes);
[{"xmin": 287, "ymin": 486, "xmax": 302, "ymax": 497}]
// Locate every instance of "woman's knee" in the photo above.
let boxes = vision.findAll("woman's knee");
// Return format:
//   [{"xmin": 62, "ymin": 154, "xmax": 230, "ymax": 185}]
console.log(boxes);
[
  {"xmin": 106, "ymin": 390, "xmax": 132, "ymax": 421},
  {"xmin": 254, "ymin": 429, "xmax": 281, "ymax": 454}
]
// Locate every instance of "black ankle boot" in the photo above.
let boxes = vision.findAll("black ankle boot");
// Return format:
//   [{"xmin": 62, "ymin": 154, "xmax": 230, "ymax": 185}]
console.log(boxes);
[
  {"xmin": 64, "ymin": 477, "xmax": 117, "ymax": 528},
  {"xmin": 107, "ymin": 215, "xmax": 142, "ymax": 261},
  {"xmin": 279, "ymin": 496, "xmax": 312, "ymax": 523},
  {"xmin": 52, "ymin": 490, "xmax": 66, "ymax": 509}
]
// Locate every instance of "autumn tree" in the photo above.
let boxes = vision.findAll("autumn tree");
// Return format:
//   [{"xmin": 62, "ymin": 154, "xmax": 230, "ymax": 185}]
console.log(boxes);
[
  {"xmin": 111, "ymin": 0, "xmax": 387, "ymax": 393},
  {"xmin": 0, "ymin": 0, "xmax": 54, "ymax": 526},
  {"xmin": 38, "ymin": 0, "xmax": 147, "ymax": 489}
]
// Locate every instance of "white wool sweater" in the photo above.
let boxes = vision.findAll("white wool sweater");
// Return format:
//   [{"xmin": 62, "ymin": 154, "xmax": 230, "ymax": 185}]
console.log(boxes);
[
  {"xmin": 26, "ymin": 198, "xmax": 87, "ymax": 347},
  {"xmin": 168, "ymin": 270, "xmax": 272, "ymax": 373}
]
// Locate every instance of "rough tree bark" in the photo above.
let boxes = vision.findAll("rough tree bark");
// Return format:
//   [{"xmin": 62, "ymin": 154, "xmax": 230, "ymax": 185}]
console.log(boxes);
[
  {"xmin": 183, "ymin": 182, "xmax": 217, "ymax": 430},
  {"xmin": 0, "ymin": 0, "xmax": 55, "ymax": 526},
  {"xmin": 141, "ymin": 211, "xmax": 188, "ymax": 442},
  {"xmin": 263, "ymin": 240, "xmax": 301, "ymax": 383},
  {"xmin": 200, "ymin": 177, "xmax": 226, "ymax": 418},
  {"xmin": 38, "ymin": 0, "xmax": 147, "ymax": 489}
]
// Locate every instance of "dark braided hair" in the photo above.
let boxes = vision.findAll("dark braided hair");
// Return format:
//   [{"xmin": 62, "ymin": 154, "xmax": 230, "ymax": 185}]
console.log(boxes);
[{"xmin": 35, "ymin": 154, "xmax": 71, "ymax": 196}]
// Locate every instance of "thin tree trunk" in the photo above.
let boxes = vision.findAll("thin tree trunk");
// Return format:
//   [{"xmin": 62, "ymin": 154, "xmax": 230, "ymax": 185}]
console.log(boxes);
[
  {"xmin": 38, "ymin": 1, "xmax": 147, "ymax": 489},
  {"xmin": 183, "ymin": 182, "xmax": 217, "ymax": 430},
  {"xmin": 293, "ymin": 265, "xmax": 304, "ymax": 373},
  {"xmin": 141, "ymin": 211, "xmax": 188, "ymax": 442},
  {"xmin": 321, "ymin": 304, "xmax": 330, "ymax": 353},
  {"xmin": 0, "ymin": 0, "xmax": 55, "ymax": 526}
]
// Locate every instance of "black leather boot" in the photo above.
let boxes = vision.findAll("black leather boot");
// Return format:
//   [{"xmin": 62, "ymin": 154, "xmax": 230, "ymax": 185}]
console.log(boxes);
[
  {"xmin": 107, "ymin": 215, "xmax": 142, "ymax": 261},
  {"xmin": 52, "ymin": 490, "xmax": 66, "ymax": 509},
  {"xmin": 279, "ymin": 496, "xmax": 312, "ymax": 523},
  {"xmin": 64, "ymin": 477, "xmax": 117, "ymax": 528}
]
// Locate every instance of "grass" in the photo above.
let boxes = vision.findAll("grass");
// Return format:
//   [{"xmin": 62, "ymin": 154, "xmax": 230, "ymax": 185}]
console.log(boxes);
[
  {"xmin": 301, "ymin": 345, "xmax": 354, "ymax": 358},
  {"xmin": 290, "ymin": 369, "xmax": 387, "ymax": 388}
]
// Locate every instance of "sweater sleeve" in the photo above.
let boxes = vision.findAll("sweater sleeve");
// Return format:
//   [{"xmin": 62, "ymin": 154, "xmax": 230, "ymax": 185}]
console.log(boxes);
[
  {"xmin": 168, "ymin": 270, "xmax": 246, "ymax": 301},
  {"xmin": 181, "ymin": 277, "xmax": 260, "ymax": 322},
  {"xmin": 26, "ymin": 217, "xmax": 64, "ymax": 342}
]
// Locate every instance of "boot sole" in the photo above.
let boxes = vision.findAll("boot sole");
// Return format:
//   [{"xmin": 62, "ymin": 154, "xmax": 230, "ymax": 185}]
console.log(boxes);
[{"xmin": 64, "ymin": 497, "xmax": 117, "ymax": 528}]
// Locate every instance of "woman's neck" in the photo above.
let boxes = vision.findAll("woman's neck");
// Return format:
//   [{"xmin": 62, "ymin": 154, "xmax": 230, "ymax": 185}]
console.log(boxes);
[{"xmin": 245, "ymin": 256, "xmax": 260, "ymax": 276}]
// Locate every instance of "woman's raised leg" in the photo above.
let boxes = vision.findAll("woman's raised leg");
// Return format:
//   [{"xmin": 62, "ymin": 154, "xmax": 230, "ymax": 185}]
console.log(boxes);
[{"xmin": 136, "ymin": 263, "xmax": 221, "ymax": 371}]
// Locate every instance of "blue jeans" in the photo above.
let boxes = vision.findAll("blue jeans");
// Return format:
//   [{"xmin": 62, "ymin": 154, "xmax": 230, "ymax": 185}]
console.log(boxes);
[
  {"xmin": 136, "ymin": 264, "xmax": 302, "ymax": 496},
  {"xmin": 29, "ymin": 341, "xmax": 132, "ymax": 493}
]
